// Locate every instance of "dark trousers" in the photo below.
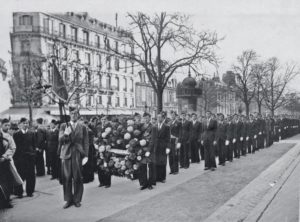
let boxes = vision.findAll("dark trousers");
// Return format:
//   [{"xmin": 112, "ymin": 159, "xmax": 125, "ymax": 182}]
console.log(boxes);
[
  {"xmin": 204, "ymin": 140, "xmax": 216, "ymax": 169},
  {"xmin": 169, "ymin": 138, "xmax": 179, "ymax": 173},
  {"xmin": 257, "ymin": 134, "xmax": 264, "ymax": 149},
  {"xmin": 61, "ymin": 152, "xmax": 84, "ymax": 204},
  {"xmin": 49, "ymin": 151, "xmax": 59, "ymax": 179},
  {"xmin": 233, "ymin": 140, "xmax": 241, "ymax": 158},
  {"xmin": 241, "ymin": 139, "xmax": 247, "ymax": 156},
  {"xmin": 45, "ymin": 149, "xmax": 51, "ymax": 172},
  {"xmin": 139, "ymin": 163, "xmax": 156, "ymax": 187},
  {"xmin": 97, "ymin": 169, "xmax": 111, "ymax": 186},
  {"xmin": 14, "ymin": 155, "xmax": 36, "ymax": 196},
  {"xmin": 200, "ymin": 143, "xmax": 205, "ymax": 160},
  {"xmin": 156, "ymin": 164, "xmax": 166, "ymax": 182},
  {"xmin": 226, "ymin": 140, "xmax": 233, "ymax": 161},
  {"xmin": 82, "ymin": 145, "xmax": 95, "ymax": 183},
  {"xmin": 190, "ymin": 140, "xmax": 200, "ymax": 163},
  {"xmin": 35, "ymin": 150, "xmax": 45, "ymax": 176},
  {"xmin": 218, "ymin": 139, "xmax": 226, "ymax": 164},
  {"xmin": 180, "ymin": 142, "xmax": 190, "ymax": 168},
  {"xmin": 248, "ymin": 138, "xmax": 254, "ymax": 153}
]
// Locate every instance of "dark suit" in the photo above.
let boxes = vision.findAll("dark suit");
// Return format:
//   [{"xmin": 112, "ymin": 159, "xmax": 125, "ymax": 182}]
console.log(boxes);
[
  {"xmin": 35, "ymin": 127, "xmax": 47, "ymax": 176},
  {"xmin": 216, "ymin": 121, "xmax": 226, "ymax": 165},
  {"xmin": 169, "ymin": 119, "xmax": 181, "ymax": 173},
  {"xmin": 225, "ymin": 122, "xmax": 234, "ymax": 161},
  {"xmin": 13, "ymin": 130, "xmax": 36, "ymax": 196},
  {"xmin": 59, "ymin": 122, "xmax": 89, "ymax": 204},
  {"xmin": 190, "ymin": 121, "xmax": 201, "ymax": 163},
  {"xmin": 234, "ymin": 121, "xmax": 243, "ymax": 158},
  {"xmin": 202, "ymin": 119, "xmax": 217, "ymax": 169},
  {"xmin": 179, "ymin": 120, "xmax": 191, "ymax": 168},
  {"xmin": 46, "ymin": 129, "xmax": 59, "ymax": 179},
  {"xmin": 149, "ymin": 122, "xmax": 170, "ymax": 182}
]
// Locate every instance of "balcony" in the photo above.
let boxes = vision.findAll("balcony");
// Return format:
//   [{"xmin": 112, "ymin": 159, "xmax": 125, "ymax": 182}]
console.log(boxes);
[{"xmin": 12, "ymin": 26, "xmax": 107, "ymax": 51}]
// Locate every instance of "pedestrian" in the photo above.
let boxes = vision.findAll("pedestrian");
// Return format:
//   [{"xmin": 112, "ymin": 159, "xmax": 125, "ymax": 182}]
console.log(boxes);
[
  {"xmin": 13, "ymin": 117, "xmax": 36, "ymax": 198},
  {"xmin": 58, "ymin": 106, "xmax": 89, "ymax": 209},
  {"xmin": 216, "ymin": 113, "xmax": 226, "ymax": 166}
]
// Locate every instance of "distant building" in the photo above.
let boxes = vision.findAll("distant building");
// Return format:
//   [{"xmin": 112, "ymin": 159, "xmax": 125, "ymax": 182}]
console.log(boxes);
[
  {"xmin": 9, "ymin": 12, "xmax": 137, "ymax": 119},
  {"xmin": 135, "ymin": 71, "xmax": 178, "ymax": 116}
]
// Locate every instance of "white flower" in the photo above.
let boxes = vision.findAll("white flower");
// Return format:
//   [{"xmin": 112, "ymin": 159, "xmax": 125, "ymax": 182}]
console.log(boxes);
[
  {"xmin": 106, "ymin": 145, "xmax": 111, "ymax": 151},
  {"xmin": 126, "ymin": 144, "xmax": 130, "ymax": 149},
  {"xmin": 99, "ymin": 145, "xmax": 106, "ymax": 152},
  {"xmin": 120, "ymin": 160, "xmax": 126, "ymax": 166},
  {"xmin": 127, "ymin": 120, "xmax": 134, "ymax": 126},
  {"xmin": 121, "ymin": 165, "xmax": 126, "ymax": 170},
  {"xmin": 105, "ymin": 127, "xmax": 112, "ymax": 134},
  {"xmin": 127, "ymin": 126, "xmax": 134, "ymax": 132},
  {"xmin": 133, "ymin": 164, "xmax": 138, "ymax": 170},
  {"xmin": 139, "ymin": 139, "xmax": 146, "ymax": 146},
  {"xmin": 101, "ymin": 132, "xmax": 107, "ymax": 138},
  {"xmin": 117, "ymin": 139, "xmax": 122, "ymax": 145},
  {"xmin": 145, "ymin": 151, "xmax": 150, "ymax": 157},
  {"xmin": 137, "ymin": 156, "xmax": 142, "ymax": 161},
  {"xmin": 124, "ymin": 133, "xmax": 131, "ymax": 140}
]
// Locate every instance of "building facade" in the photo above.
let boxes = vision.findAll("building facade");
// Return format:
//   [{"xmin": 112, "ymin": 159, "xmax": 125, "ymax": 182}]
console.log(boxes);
[
  {"xmin": 135, "ymin": 71, "xmax": 178, "ymax": 116},
  {"xmin": 10, "ymin": 12, "xmax": 138, "ymax": 117}
]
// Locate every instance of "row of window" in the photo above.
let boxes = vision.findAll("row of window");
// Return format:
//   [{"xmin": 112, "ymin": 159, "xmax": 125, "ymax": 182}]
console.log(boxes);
[
  {"xmin": 48, "ymin": 68, "xmax": 134, "ymax": 92},
  {"xmin": 86, "ymin": 95, "xmax": 134, "ymax": 108}
]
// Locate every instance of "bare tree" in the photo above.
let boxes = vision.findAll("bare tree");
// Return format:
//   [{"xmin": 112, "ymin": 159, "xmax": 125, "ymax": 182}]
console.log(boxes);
[
  {"xmin": 113, "ymin": 12, "xmax": 220, "ymax": 112},
  {"xmin": 261, "ymin": 57, "xmax": 299, "ymax": 116},
  {"xmin": 252, "ymin": 62, "xmax": 268, "ymax": 114},
  {"xmin": 232, "ymin": 50, "xmax": 258, "ymax": 116}
]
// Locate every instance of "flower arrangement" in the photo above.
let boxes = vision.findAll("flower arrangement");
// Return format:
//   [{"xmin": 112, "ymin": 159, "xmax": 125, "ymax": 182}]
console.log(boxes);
[{"xmin": 95, "ymin": 118, "xmax": 152, "ymax": 180}]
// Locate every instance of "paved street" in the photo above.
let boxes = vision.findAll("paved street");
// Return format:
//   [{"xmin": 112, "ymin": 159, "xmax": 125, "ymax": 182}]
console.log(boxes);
[{"xmin": 0, "ymin": 141, "xmax": 295, "ymax": 222}]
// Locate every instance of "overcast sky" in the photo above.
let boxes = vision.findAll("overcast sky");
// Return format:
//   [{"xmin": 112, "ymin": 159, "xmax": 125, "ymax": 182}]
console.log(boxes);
[{"xmin": 1, "ymin": 0, "xmax": 300, "ymax": 112}]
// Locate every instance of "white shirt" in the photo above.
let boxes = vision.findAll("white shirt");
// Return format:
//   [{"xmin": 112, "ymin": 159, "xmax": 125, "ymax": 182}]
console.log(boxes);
[{"xmin": 21, "ymin": 129, "xmax": 28, "ymax": 134}]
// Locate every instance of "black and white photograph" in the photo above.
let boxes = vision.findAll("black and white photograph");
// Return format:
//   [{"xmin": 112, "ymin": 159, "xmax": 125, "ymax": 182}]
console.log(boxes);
[{"xmin": 1, "ymin": 0, "xmax": 300, "ymax": 221}]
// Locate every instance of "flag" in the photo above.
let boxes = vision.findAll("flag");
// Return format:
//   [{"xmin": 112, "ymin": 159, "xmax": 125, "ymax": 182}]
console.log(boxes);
[{"xmin": 52, "ymin": 62, "xmax": 68, "ymax": 102}]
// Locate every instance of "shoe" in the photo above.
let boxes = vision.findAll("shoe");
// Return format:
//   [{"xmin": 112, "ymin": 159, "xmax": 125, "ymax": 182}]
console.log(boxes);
[
  {"xmin": 105, "ymin": 185, "xmax": 111, "ymax": 188},
  {"xmin": 98, "ymin": 184, "xmax": 104, "ymax": 187},
  {"xmin": 148, "ymin": 185, "xmax": 153, "ymax": 190},
  {"xmin": 50, "ymin": 177, "xmax": 56, "ymax": 180},
  {"xmin": 140, "ymin": 186, "xmax": 148, "ymax": 190},
  {"xmin": 27, "ymin": 193, "xmax": 33, "ymax": 197},
  {"xmin": 74, "ymin": 202, "xmax": 81, "ymax": 208},
  {"xmin": 221, "ymin": 163, "xmax": 225, "ymax": 166},
  {"xmin": 3, "ymin": 202, "xmax": 13, "ymax": 209},
  {"xmin": 211, "ymin": 168, "xmax": 216, "ymax": 171},
  {"xmin": 169, "ymin": 172, "xmax": 173, "ymax": 175},
  {"xmin": 63, "ymin": 202, "xmax": 72, "ymax": 209},
  {"xmin": 160, "ymin": 180, "xmax": 166, "ymax": 183},
  {"xmin": 17, "ymin": 195, "xmax": 23, "ymax": 199},
  {"xmin": 173, "ymin": 172, "xmax": 178, "ymax": 175},
  {"xmin": 204, "ymin": 167, "xmax": 209, "ymax": 170}
]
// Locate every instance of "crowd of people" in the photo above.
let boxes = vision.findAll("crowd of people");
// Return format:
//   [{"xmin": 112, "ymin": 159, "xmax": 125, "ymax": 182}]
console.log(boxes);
[{"xmin": 0, "ymin": 108, "xmax": 299, "ymax": 209}]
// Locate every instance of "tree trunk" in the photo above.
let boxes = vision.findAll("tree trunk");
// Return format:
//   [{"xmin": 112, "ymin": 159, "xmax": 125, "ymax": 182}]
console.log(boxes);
[
  {"xmin": 245, "ymin": 102, "xmax": 250, "ymax": 117},
  {"xmin": 156, "ymin": 89, "xmax": 163, "ymax": 113},
  {"xmin": 258, "ymin": 101, "xmax": 262, "ymax": 114},
  {"xmin": 28, "ymin": 100, "xmax": 33, "ymax": 126}
]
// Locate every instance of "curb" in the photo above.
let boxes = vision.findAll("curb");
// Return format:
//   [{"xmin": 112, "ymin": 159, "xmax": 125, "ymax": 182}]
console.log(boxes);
[{"xmin": 204, "ymin": 142, "xmax": 300, "ymax": 222}]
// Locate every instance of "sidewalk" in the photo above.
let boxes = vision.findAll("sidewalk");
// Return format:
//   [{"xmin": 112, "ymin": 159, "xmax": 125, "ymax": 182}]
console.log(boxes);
[{"xmin": 0, "ymin": 139, "xmax": 297, "ymax": 222}]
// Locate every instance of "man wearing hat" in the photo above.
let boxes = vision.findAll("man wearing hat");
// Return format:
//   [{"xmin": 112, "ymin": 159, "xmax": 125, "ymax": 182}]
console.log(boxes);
[{"xmin": 58, "ymin": 106, "xmax": 89, "ymax": 209}]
